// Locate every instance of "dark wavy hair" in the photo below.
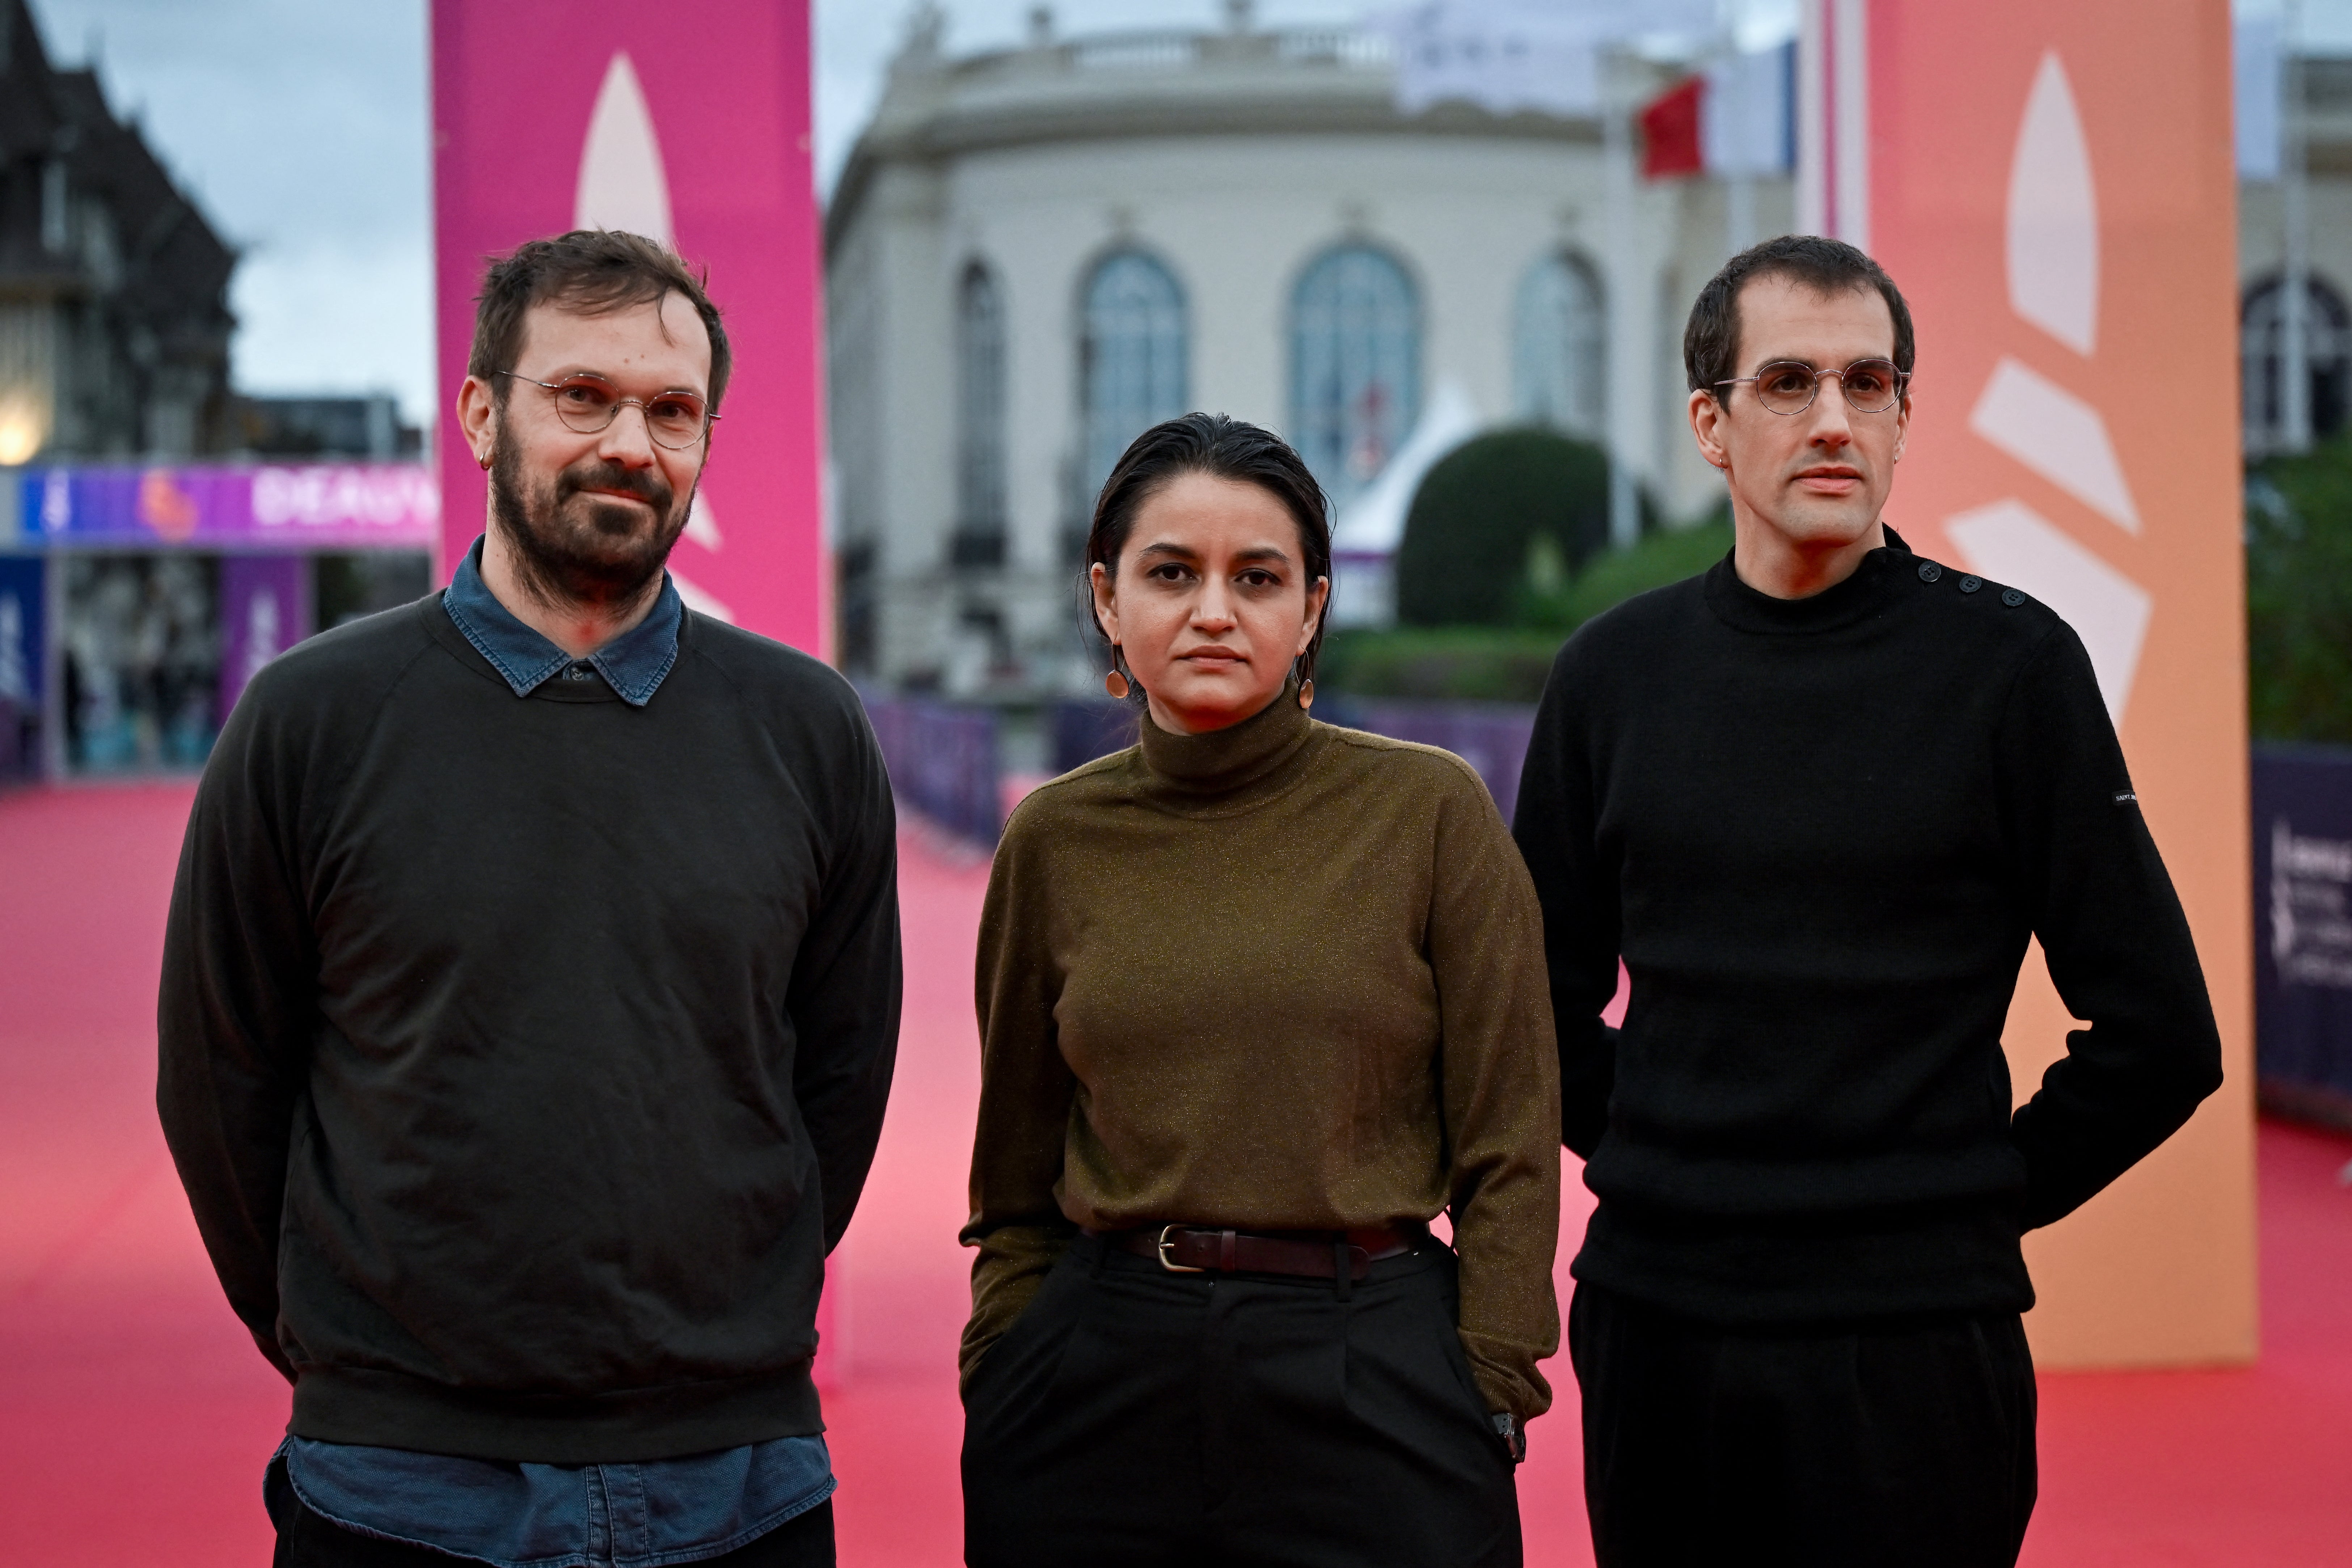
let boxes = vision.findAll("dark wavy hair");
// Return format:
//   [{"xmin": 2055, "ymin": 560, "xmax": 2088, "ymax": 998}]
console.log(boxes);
[
  {"xmin": 469, "ymin": 229, "xmax": 732, "ymax": 414},
  {"xmin": 1082, "ymin": 413, "xmax": 1334, "ymax": 699},
  {"xmin": 1684, "ymin": 233, "xmax": 1914, "ymax": 395}
]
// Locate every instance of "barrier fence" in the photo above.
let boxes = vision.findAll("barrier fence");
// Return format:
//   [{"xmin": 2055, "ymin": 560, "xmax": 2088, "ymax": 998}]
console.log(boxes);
[
  {"xmin": 0, "ymin": 696, "xmax": 31, "ymax": 786},
  {"xmin": 2252, "ymin": 743, "xmax": 2352, "ymax": 1130},
  {"xmin": 863, "ymin": 698, "xmax": 2350, "ymax": 1130},
  {"xmin": 1050, "ymin": 695, "xmax": 1539, "ymax": 825},
  {"xmin": 858, "ymin": 690, "xmax": 1004, "ymax": 848}
]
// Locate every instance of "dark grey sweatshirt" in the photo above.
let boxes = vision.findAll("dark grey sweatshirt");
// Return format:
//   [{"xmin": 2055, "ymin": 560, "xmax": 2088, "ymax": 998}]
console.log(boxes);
[{"xmin": 157, "ymin": 594, "xmax": 900, "ymax": 1462}]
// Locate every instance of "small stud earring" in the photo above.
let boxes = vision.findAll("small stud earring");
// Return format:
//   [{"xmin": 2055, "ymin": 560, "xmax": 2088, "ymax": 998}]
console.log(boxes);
[{"xmin": 477, "ymin": 452, "xmax": 491, "ymax": 471}]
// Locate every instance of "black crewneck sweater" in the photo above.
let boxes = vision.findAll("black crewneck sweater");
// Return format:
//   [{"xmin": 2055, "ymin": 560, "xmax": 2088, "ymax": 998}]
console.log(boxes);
[
  {"xmin": 1512, "ymin": 534, "xmax": 2222, "ymax": 1326},
  {"xmin": 157, "ymin": 594, "xmax": 901, "ymax": 1461}
]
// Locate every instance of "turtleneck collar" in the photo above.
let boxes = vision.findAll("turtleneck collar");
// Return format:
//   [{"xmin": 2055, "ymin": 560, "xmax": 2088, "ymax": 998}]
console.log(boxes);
[
  {"xmin": 1702, "ymin": 523, "xmax": 1915, "ymax": 636},
  {"xmin": 1135, "ymin": 681, "xmax": 1317, "ymax": 803}
]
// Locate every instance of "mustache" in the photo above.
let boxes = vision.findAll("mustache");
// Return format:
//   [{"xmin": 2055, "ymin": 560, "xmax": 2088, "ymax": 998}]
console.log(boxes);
[{"xmin": 557, "ymin": 461, "xmax": 672, "ymax": 512}]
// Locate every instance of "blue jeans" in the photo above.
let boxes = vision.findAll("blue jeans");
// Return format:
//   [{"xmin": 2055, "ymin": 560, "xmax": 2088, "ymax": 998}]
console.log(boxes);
[{"xmin": 266, "ymin": 1452, "xmax": 837, "ymax": 1568}]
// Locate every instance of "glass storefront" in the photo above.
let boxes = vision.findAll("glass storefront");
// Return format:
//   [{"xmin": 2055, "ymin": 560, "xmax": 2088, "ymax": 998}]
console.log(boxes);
[
  {"xmin": 5, "ymin": 462, "xmax": 440, "ymax": 782},
  {"xmin": 63, "ymin": 553, "xmax": 222, "ymax": 773}
]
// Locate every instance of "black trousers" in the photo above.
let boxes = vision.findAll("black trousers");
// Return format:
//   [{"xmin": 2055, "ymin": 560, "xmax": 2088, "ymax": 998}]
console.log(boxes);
[
  {"xmin": 1569, "ymin": 1281, "xmax": 2037, "ymax": 1568},
  {"xmin": 265, "ymin": 1457, "xmax": 836, "ymax": 1568},
  {"xmin": 962, "ymin": 1233, "xmax": 1521, "ymax": 1568}
]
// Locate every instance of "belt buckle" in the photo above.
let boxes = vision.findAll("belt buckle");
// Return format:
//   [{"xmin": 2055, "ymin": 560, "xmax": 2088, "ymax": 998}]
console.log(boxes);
[{"xmin": 1155, "ymin": 1224, "xmax": 1206, "ymax": 1273}]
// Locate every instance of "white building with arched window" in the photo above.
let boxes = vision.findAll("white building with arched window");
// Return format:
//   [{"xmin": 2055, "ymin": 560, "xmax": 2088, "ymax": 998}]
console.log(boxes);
[{"xmin": 823, "ymin": 9, "xmax": 1786, "ymax": 696}]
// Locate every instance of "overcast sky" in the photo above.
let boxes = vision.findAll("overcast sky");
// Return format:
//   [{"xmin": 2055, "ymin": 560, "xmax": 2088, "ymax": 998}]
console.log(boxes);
[{"xmin": 17, "ymin": 0, "xmax": 2322, "ymax": 436}]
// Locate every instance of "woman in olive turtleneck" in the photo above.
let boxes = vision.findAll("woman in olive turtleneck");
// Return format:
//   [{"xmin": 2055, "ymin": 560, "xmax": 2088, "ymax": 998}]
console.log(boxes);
[{"xmin": 958, "ymin": 414, "xmax": 1562, "ymax": 1568}]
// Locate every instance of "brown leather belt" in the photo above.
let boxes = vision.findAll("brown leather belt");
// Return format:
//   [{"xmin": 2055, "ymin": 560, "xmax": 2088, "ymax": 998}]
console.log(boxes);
[{"xmin": 1086, "ymin": 1223, "xmax": 1420, "ymax": 1281}]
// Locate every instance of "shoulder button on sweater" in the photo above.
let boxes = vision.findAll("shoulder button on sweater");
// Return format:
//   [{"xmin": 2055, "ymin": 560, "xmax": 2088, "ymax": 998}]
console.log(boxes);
[
  {"xmin": 1917, "ymin": 561, "xmax": 1943, "ymax": 582},
  {"xmin": 1959, "ymin": 575, "xmax": 1982, "ymax": 593}
]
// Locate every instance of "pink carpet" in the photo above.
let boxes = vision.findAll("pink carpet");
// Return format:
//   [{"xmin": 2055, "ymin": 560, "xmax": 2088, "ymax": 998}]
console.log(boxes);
[{"xmin": 1, "ymin": 782, "xmax": 2346, "ymax": 1565}]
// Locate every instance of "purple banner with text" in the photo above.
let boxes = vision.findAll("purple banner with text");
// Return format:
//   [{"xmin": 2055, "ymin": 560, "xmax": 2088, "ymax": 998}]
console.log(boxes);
[{"xmin": 22, "ymin": 465, "xmax": 439, "ymax": 550}]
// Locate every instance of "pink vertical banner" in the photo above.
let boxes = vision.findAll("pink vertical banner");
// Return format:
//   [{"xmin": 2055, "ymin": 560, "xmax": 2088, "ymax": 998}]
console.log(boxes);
[{"xmin": 429, "ymin": 1, "xmax": 827, "ymax": 655}]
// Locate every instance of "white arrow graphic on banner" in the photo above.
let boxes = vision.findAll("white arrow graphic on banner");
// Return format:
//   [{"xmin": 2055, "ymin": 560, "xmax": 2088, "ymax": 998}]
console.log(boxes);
[
  {"xmin": 578, "ymin": 52, "xmax": 674, "ymax": 247},
  {"xmin": 575, "ymin": 50, "xmax": 732, "ymax": 624},
  {"xmin": 2006, "ymin": 52, "xmax": 2099, "ymax": 357},
  {"xmin": 1948, "ymin": 49, "xmax": 2147, "ymax": 721},
  {"xmin": 1968, "ymin": 358, "xmax": 2140, "ymax": 534}
]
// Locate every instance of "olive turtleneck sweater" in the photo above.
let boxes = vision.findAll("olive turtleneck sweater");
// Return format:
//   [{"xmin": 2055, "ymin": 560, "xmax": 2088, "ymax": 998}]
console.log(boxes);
[{"xmin": 961, "ymin": 690, "xmax": 1563, "ymax": 1420}]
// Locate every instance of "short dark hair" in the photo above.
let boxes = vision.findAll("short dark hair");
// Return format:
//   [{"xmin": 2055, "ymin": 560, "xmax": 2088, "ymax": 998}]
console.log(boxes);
[
  {"xmin": 1083, "ymin": 412, "xmax": 1334, "ymax": 694},
  {"xmin": 1683, "ymin": 234, "xmax": 1914, "ymax": 395},
  {"xmin": 469, "ymin": 229, "xmax": 732, "ymax": 413}
]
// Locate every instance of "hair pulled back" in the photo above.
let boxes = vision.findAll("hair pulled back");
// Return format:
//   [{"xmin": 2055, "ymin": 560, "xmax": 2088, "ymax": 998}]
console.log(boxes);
[{"xmin": 1083, "ymin": 412, "xmax": 1333, "ymax": 697}]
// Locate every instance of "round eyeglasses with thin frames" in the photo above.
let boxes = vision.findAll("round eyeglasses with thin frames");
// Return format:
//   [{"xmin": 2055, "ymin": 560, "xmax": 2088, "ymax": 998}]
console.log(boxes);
[
  {"xmin": 1713, "ymin": 359, "xmax": 1909, "ymax": 417},
  {"xmin": 497, "ymin": 371, "xmax": 717, "ymax": 450}
]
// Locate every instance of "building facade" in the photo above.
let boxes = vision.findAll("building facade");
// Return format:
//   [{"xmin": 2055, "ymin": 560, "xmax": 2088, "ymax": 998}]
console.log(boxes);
[
  {"xmin": 828, "ymin": 10, "xmax": 2352, "ymax": 699},
  {"xmin": 825, "ymin": 9, "xmax": 1786, "ymax": 697},
  {"xmin": 0, "ymin": 0, "xmax": 237, "ymax": 467},
  {"xmin": 2241, "ymin": 55, "xmax": 2352, "ymax": 462}
]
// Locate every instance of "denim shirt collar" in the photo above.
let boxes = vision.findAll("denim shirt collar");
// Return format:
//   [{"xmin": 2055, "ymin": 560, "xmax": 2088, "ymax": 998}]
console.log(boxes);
[{"xmin": 442, "ymin": 536, "xmax": 682, "ymax": 707}]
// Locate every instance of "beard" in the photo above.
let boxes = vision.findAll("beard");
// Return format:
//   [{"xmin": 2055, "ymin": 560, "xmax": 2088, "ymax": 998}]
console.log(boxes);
[{"xmin": 486, "ymin": 428, "xmax": 694, "ymax": 612}]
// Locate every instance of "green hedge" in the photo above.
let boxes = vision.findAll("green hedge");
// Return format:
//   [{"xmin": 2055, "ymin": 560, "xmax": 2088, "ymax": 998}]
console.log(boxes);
[
  {"xmin": 1318, "ymin": 626, "xmax": 1573, "ymax": 703},
  {"xmin": 1518, "ymin": 517, "xmax": 1731, "ymax": 632},
  {"xmin": 1394, "ymin": 427, "xmax": 1612, "ymax": 627},
  {"xmin": 2249, "ymin": 442, "xmax": 2352, "ymax": 744},
  {"xmin": 1327, "ymin": 519, "xmax": 1734, "ymax": 702}
]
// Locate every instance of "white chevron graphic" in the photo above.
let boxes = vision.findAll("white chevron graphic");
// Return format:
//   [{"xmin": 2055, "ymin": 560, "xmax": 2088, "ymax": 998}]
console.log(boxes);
[
  {"xmin": 576, "ymin": 52, "xmax": 674, "ymax": 246},
  {"xmin": 2007, "ymin": 52, "xmax": 2099, "ymax": 356},
  {"xmin": 1946, "ymin": 500, "xmax": 2152, "ymax": 721},
  {"xmin": 670, "ymin": 570, "xmax": 735, "ymax": 624},
  {"xmin": 1951, "ymin": 50, "xmax": 2153, "ymax": 727},
  {"xmin": 573, "ymin": 50, "xmax": 725, "ymax": 623},
  {"xmin": 1968, "ymin": 357, "xmax": 2141, "ymax": 534},
  {"xmin": 684, "ymin": 491, "xmax": 722, "ymax": 550}
]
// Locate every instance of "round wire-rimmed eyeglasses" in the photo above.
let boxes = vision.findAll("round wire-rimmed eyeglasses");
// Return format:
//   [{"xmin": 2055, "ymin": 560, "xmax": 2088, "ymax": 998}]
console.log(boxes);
[
  {"xmin": 1713, "ymin": 358, "xmax": 1910, "ymax": 416},
  {"xmin": 497, "ymin": 370, "xmax": 718, "ymax": 449}
]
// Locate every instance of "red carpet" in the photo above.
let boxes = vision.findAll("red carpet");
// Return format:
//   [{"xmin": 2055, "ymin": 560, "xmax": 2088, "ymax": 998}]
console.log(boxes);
[{"xmin": 1, "ymin": 782, "xmax": 2347, "ymax": 1565}]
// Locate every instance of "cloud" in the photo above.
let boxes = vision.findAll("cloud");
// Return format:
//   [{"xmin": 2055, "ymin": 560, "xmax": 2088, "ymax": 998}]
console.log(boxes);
[
  {"xmin": 26, "ymin": 0, "xmax": 430, "ymax": 419},
  {"xmin": 26, "ymin": 0, "xmax": 1405, "ymax": 427}
]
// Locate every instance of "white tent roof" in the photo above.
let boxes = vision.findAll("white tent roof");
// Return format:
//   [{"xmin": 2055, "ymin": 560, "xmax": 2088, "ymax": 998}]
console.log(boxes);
[{"xmin": 1329, "ymin": 379, "xmax": 1485, "ymax": 558}]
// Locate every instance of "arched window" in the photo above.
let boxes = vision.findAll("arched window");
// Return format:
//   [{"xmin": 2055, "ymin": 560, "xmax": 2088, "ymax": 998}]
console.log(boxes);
[
  {"xmin": 953, "ymin": 262, "xmax": 1008, "ymax": 567},
  {"xmin": 1290, "ymin": 244, "xmax": 1420, "ymax": 511},
  {"xmin": 1514, "ymin": 252, "xmax": 1605, "ymax": 437},
  {"xmin": 1080, "ymin": 250, "xmax": 1188, "ymax": 503},
  {"xmin": 2243, "ymin": 273, "xmax": 2352, "ymax": 457}
]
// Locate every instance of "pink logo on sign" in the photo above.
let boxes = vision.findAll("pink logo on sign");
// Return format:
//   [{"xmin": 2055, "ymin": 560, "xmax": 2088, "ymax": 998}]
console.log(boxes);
[{"xmin": 432, "ymin": 4, "xmax": 825, "ymax": 654}]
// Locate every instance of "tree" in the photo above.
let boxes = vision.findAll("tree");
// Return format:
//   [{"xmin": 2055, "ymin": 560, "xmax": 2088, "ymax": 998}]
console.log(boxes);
[{"xmin": 1394, "ymin": 428, "xmax": 1610, "ymax": 626}]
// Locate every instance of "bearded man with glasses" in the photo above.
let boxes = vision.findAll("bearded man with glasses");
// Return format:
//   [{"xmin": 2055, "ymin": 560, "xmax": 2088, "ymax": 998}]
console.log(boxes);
[
  {"xmin": 160, "ymin": 230, "xmax": 899, "ymax": 1567},
  {"xmin": 1513, "ymin": 234, "xmax": 2220, "ymax": 1567}
]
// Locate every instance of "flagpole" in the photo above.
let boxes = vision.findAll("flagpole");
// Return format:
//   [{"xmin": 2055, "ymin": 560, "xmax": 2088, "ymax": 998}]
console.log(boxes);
[
  {"xmin": 1727, "ymin": 170, "xmax": 1756, "ymax": 257},
  {"xmin": 2284, "ymin": 0, "xmax": 2311, "ymax": 453},
  {"xmin": 1604, "ymin": 46, "xmax": 1641, "ymax": 550},
  {"xmin": 1795, "ymin": 0, "xmax": 1827, "ymax": 236}
]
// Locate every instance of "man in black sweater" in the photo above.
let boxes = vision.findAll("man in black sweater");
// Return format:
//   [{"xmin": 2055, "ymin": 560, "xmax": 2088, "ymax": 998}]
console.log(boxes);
[
  {"xmin": 158, "ymin": 231, "xmax": 900, "ymax": 1567},
  {"xmin": 1512, "ymin": 236, "xmax": 2221, "ymax": 1566}
]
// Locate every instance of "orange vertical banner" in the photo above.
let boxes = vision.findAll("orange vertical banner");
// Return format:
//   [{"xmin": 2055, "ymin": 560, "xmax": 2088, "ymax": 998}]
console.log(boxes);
[{"xmin": 1868, "ymin": 0, "xmax": 2257, "ymax": 1367}]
